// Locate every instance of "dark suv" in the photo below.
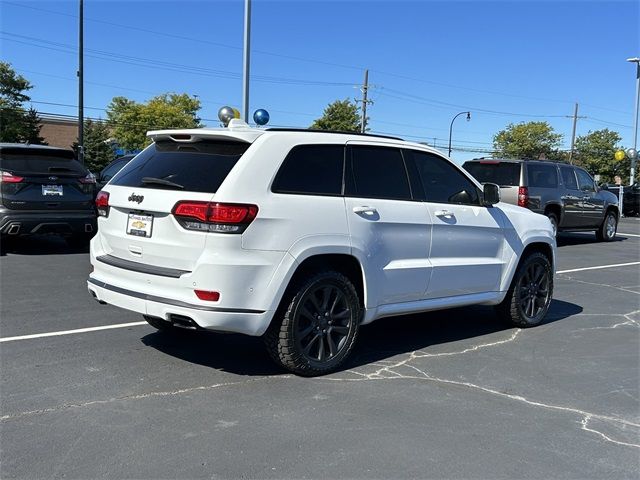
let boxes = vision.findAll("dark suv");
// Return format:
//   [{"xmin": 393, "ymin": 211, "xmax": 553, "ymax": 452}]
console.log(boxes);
[
  {"xmin": 463, "ymin": 158, "xmax": 619, "ymax": 241},
  {"xmin": 0, "ymin": 143, "xmax": 97, "ymax": 245}
]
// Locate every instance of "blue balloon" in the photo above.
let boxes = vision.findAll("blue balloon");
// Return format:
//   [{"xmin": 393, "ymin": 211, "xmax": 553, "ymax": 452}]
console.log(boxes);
[{"xmin": 253, "ymin": 109, "xmax": 270, "ymax": 126}]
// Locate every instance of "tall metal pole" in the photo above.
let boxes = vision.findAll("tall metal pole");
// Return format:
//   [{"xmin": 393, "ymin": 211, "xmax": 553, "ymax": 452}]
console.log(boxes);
[
  {"xmin": 448, "ymin": 111, "xmax": 470, "ymax": 157},
  {"xmin": 242, "ymin": 0, "xmax": 251, "ymax": 123},
  {"xmin": 568, "ymin": 103, "xmax": 579, "ymax": 164},
  {"xmin": 78, "ymin": 0, "xmax": 84, "ymax": 163},
  {"xmin": 360, "ymin": 69, "xmax": 369, "ymax": 133},
  {"xmin": 629, "ymin": 58, "xmax": 640, "ymax": 185}
]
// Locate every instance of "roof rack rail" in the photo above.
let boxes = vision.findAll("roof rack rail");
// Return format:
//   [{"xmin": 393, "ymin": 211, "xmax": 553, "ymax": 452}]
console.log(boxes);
[{"xmin": 265, "ymin": 128, "xmax": 404, "ymax": 141}]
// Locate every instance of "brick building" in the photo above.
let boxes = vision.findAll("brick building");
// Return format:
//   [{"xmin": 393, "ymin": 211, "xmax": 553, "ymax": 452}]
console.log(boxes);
[{"xmin": 39, "ymin": 114, "xmax": 78, "ymax": 149}]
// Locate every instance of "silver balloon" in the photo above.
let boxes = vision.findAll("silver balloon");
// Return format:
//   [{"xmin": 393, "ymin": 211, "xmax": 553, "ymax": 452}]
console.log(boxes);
[{"xmin": 218, "ymin": 106, "xmax": 235, "ymax": 126}]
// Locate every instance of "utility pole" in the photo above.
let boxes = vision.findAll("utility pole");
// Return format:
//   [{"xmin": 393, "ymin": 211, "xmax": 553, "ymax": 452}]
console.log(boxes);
[
  {"xmin": 360, "ymin": 69, "xmax": 370, "ymax": 133},
  {"xmin": 627, "ymin": 57, "xmax": 640, "ymax": 185},
  {"xmin": 78, "ymin": 0, "xmax": 84, "ymax": 164},
  {"xmin": 568, "ymin": 103, "xmax": 579, "ymax": 164},
  {"xmin": 242, "ymin": 0, "xmax": 251, "ymax": 122}
]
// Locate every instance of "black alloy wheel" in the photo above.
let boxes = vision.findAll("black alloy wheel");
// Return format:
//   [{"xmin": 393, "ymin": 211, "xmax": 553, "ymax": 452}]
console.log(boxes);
[
  {"xmin": 496, "ymin": 252, "xmax": 553, "ymax": 327},
  {"xmin": 516, "ymin": 259, "xmax": 552, "ymax": 322},
  {"xmin": 264, "ymin": 271, "xmax": 360, "ymax": 376}
]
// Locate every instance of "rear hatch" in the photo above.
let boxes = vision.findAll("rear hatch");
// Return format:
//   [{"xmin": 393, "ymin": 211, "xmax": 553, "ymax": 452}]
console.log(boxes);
[
  {"xmin": 0, "ymin": 146, "xmax": 95, "ymax": 211},
  {"xmin": 99, "ymin": 139, "xmax": 250, "ymax": 270},
  {"xmin": 462, "ymin": 160, "xmax": 522, "ymax": 205}
]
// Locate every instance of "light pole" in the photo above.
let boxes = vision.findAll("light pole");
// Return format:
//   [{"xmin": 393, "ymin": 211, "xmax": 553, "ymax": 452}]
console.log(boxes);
[
  {"xmin": 78, "ymin": 0, "xmax": 84, "ymax": 164},
  {"xmin": 242, "ymin": 0, "xmax": 251, "ymax": 122},
  {"xmin": 448, "ymin": 111, "xmax": 470, "ymax": 157},
  {"xmin": 627, "ymin": 57, "xmax": 640, "ymax": 185}
]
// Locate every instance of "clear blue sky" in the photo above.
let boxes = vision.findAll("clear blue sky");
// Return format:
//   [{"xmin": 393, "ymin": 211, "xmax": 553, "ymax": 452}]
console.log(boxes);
[{"xmin": 1, "ymin": 0, "xmax": 638, "ymax": 162}]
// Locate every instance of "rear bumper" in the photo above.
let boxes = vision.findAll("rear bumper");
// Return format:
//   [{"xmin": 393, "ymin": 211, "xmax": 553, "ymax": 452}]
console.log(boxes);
[
  {"xmin": 0, "ymin": 209, "xmax": 96, "ymax": 236},
  {"xmin": 87, "ymin": 278, "xmax": 273, "ymax": 336}
]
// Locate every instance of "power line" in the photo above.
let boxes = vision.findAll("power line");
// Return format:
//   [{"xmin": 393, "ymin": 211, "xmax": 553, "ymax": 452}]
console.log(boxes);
[
  {"xmin": 1, "ymin": 32, "xmax": 358, "ymax": 88},
  {"xmin": 379, "ymin": 88, "xmax": 569, "ymax": 118}
]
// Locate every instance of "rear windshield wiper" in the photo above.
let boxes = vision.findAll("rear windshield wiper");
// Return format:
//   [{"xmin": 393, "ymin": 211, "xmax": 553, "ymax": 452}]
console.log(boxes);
[{"xmin": 141, "ymin": 177, "xmax": 184, "ymax": 190}]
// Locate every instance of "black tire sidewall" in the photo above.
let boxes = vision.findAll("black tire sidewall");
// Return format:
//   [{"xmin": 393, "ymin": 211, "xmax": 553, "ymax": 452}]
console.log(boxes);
[
  {"xmin": 498, "ymin": 252, "xmax": 553, "ymax": 328},
  {"xmin": 266, "ymin": 271, "xmax": 361, "ymax": 376}
]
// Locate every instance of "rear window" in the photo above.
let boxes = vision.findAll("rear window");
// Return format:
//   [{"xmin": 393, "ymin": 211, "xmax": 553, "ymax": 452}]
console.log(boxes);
[
  {"xmin": 110, "ymin": 140, "xmax": 249, "ymax": 193},
  {"xmin": 0, "ymin": 148, "xmax": 85, "ymax": 175},
  {"xmin": 527, "ymin": 164, "xmax": 559, "ymax": 188},
  {"xmin": 463, "ymin": 161, "xmax": 521, "ymax": 186}
]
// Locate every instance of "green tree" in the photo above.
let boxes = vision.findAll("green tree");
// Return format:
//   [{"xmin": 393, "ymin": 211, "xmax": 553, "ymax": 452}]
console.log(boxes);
[
  {"xmin": 73, "ymin": 119, "xmax": 115, "ymax": 172},
  {"xmin": 23, "ymin": 108, "xmax": 46, "ymax": 144},
  {"xmin": 573, "ymin": 129, "xmax": 626, "ymax": 183},
  {"xmin": 493, "ymin": 121, "xmax": 563, "ymax": 159},
  {"xmin": 311, "ymin": 99, "xmax": 362, "ymax": 132},
  {"xmin": 107, "ymin": 93, "xmax": 201, "ymax": 151},
  {"xmin": 0, "ymin": 62, "xmax": 46, "ymax": 143}
]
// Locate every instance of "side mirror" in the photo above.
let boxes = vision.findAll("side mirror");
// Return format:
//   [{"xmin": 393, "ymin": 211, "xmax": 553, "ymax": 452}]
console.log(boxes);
[{"xmin": 483, "ymin": 183, "xmax": 500, "ymax": 206}]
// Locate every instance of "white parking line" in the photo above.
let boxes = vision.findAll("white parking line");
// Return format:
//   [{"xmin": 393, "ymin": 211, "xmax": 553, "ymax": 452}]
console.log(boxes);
[
  {"xmin": 557, "ymin": 261, "xmax": 640, "ymax": 274},
  {"xmin": 0, "ymin": 321, "xmax": 147, "ymax": 343}
]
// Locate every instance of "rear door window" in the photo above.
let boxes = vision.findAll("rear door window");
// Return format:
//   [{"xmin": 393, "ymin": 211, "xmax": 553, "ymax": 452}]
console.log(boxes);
[
  {"xmin": 272, "ymin": 145, "xmax": 344, "ymax": 195},
  {"xmin": 462, "ymin": 161, "xmax": 521, "ymax": 186},
  {"xmin": 0, "ymin": 148, "xmax": 86, "ymax": 176},
  {"xmin": 345, "ymin": 146, "xmax": 411, "ymax": 200},
  {"xmin": 560, "ymin": 166, "xmax": 578, "ymax": 190},
  {"xmin": 527, "ymin": 164, "xmax": 559, "ymax": 188},
  {"xmin": 110, "ymin": 140, "xmax": 249, "ymax": 193}
]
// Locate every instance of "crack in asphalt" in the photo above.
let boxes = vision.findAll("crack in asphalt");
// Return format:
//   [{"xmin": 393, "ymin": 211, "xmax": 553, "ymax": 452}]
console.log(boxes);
[
  {"xmin": 0, "ymin": 377, "xmax": 287, "ymax": 422},
  {"xmin": 325, "ymin": 318, "xmax": 640, "ymax": 450},
  {"xmin": 2, "ymin": 311, "xmax": 638, "ymax": 451},
  {"xmin": 557, "ymin": 273, "xmax": 640, "ymax": 296}
]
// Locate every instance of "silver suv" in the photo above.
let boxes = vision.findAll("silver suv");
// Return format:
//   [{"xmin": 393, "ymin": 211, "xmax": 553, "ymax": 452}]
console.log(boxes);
[{"xmin": 463, "ymin": 158, "xmax": 619, "ymax": 241}]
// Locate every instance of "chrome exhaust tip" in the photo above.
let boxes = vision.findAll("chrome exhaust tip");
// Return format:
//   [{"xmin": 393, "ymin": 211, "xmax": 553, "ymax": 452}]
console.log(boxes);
[{"xmin": 7, "ymin": 224, "xmax": 20, "ymax": 235}]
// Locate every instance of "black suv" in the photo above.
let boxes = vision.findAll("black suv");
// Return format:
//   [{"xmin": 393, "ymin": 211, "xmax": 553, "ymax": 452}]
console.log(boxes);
[
  {"xmin": 463, "ymin": 158, "xmax": 620, "ymax": 241},
  {"xmin": 0, "ymin": 143, "xmax": 97, "ymax": 245}
]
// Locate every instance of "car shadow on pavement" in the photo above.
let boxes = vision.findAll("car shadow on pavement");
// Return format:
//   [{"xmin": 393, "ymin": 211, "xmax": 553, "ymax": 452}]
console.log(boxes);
[
  {"xmin": 0, "ymin": 235, "xmax": 89, "ymax": 256},
  {"xmin": 141, "ymin": 299, "xmax": 582, "ymax": 377},
  {"xmin": 556, "ymin": 232, "xmax": 627, "ymax": 247}
]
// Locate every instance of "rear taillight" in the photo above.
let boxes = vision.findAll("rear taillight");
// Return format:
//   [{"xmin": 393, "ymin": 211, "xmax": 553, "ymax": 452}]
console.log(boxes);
[
  {"xmin": 78, "ymin": 173, "xmax": 96, "ymax": 194},
  {"xmin": 172, "ymin": 201, "xmax": 258, "ymax": 234},
  {"xmin": 518, "ymin": 186, "xmax": 529, "ymax": 208},
  {"xmin": 0, "ymin": 171, "xmax": 24, "ymax": 183},
  {"xmin": 96, "ymin": 191, "xmax": 110, "ymax": 217},
  {"xmin": 79, "ymin": 173, "xmax": 96, "ymax": 184}
]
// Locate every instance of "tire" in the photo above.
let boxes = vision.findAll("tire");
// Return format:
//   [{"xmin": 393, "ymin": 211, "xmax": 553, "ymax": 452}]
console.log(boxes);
[
  {"xmin": 263, "ymin": 271, "xmax": 361, "ymax": 376},
  {"xmin": 595, "ymin": 210, "xmax": 617, "ymax": 242},
  {"xmin": 546, "ymin": 212, "xmax": 559, "ymax": 237},
  {"xmin": 495, "ymin": 252, "xmax": 553, "ymax": 328}
]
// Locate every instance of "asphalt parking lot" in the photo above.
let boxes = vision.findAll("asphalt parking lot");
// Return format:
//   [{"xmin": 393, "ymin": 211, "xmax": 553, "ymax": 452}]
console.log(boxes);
[{"xmin": 1, "ymin": 219, "xmax": 639, "ymax": 479}]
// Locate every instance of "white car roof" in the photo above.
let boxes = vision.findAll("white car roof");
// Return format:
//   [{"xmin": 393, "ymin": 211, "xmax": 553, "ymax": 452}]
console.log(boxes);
[{"xmin": 147, "ymin": 120, "xmax": 445, "ymax": 156}]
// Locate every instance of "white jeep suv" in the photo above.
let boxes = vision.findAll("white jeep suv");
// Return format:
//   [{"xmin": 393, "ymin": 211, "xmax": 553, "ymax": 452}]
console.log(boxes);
[{"xmin": 88, "ymin": 121, "xmax": 556, "ymax": 376}]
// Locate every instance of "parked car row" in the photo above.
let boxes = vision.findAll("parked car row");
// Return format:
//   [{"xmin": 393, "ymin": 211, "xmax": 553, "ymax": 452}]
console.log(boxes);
[
  {"xmin": 462, "ymin": 158, "xmax": 620, "ymax": 241},
  {"xmin": 0, "ymin": 143, "xmax": 134, "ymax": 246}
]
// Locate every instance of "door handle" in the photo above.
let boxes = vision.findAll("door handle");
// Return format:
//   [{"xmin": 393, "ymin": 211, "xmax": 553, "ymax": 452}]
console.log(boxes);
[
  {"xmin": 353, "ymin": 206, "xmax": 377, "ymax": 216},
  {"xmin": 435, "ymin": 209, "xmax": 454, "ymax": 218}
]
